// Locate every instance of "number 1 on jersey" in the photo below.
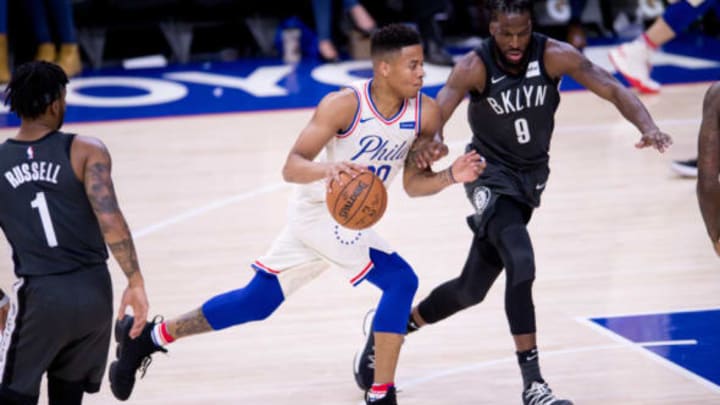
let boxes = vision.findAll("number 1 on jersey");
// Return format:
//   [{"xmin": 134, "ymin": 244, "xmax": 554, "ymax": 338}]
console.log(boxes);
[
  {"xmin": 31, "ymin": 192, "xmax": 58, "ymax": 247},
  {"xmin": 514, "ymin": 118, "xmax": 531, "ymax": 144}
]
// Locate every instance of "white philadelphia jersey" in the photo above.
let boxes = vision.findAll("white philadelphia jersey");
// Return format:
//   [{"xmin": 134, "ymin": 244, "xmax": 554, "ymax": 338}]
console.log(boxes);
[
  {"xmin": 295, "ymin": 79, "xmax": 421, "ymax": 204},
  {"xmin": 254, "ymin": 79, "xmax": 423, "ymax": 294}
]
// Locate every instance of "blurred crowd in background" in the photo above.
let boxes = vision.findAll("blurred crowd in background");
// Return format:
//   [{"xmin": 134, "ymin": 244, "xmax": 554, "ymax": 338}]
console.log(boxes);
[{"xmin": 0, "ymin": 0, "xmax": 718, "ymax": 83}]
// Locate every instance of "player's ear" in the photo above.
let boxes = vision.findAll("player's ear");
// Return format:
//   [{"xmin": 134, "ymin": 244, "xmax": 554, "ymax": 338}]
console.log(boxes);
[
  {"xmin": 489, "ymin": 21, "xmax": 498, "ymax": 36},
  {"xmin": 379, "ymin": 59, "xmax": 391, "ymax": 77},
  {"xmin": 49, "ymin": 99, "xmax": 61, "ymax": 116}
]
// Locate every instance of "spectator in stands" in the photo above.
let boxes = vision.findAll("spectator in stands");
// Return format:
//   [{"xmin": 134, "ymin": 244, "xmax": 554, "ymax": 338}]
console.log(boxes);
[
  {"xmin": 609, "ymin": 0, "xmax": 718, "ymax": 95},
  {"xmin": 609, "ymin": 0, "xmax": 718, "ymax": 177},
  {"xmin": 407, "ymin": 0, "xmax": 454, "ymax": 66},
  {"xmin": 313, "ymin": 0, "xmax": 377, "ymax": 62},
  {"xmin": 24, "ymin": 0, "xmax": 82, "ymax": 78},
  {"xmin": 0, "ymin": 0, "xmax": 9, "ymax": 83},
  {"xmin": 566, "ymin": 0, "xmax": 588, "ymax": 49}
]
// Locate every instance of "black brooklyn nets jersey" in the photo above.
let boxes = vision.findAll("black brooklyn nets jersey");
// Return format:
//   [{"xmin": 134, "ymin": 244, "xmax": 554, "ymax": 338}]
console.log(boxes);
[
  {"xmin": 0, "ymin": 131, "xmax": 107, "ymax": 277},
  {"xmin": 468, "ymin": 33, "xmax": 561, "ymax": 170}
]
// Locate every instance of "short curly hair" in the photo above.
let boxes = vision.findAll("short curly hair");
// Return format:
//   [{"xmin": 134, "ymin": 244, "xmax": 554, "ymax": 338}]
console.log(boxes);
[
  {"xmin": 4, "ymin": 61, "xmax": 68, "ymax": 119},
  {"xmin": 370, "ymin": 23, "xmax": 421, "ymax": 59}
]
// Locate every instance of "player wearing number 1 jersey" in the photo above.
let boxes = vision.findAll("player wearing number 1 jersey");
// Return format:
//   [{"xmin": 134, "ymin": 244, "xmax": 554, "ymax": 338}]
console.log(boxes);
[
  {"xmin": 0, "ymin": 61, "xmax": 150, "ymax": 405},
  {"xmin": 353, "ymin": 1, "xmax": 673, "ymax": 404}
]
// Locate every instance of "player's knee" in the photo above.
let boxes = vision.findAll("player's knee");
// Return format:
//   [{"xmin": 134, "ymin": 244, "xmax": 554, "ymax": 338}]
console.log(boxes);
[
  {"xmin": 366, "ymin": 250, "xmax": 418, "ymax": 334},
  {"xmin": 367, "ymin": 249, "xmax": 418, "ymax": 296},
  {"xmin": 458, "ymin": 283, "xmax": 489, "ymax": 306},
  {"xmin": 499, "ymin": 225, "xmax": 536, "ymax": 285},
  {"xmin": 202, "ymin": 271, "xmax": 284, "ymax": 330}
]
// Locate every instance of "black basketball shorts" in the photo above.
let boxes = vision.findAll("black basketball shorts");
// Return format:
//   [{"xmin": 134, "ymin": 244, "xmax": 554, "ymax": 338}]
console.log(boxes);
[{"xmin": 0, "ymin": 264, "xmax": 113, "ymax": 399}]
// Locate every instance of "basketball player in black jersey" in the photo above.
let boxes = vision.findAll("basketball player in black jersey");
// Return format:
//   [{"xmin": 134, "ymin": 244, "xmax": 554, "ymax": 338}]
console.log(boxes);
[
  {"xmin": 0, "ymin": 61, "xmax": 154, "ymax": 405},
  {"xmin": 354, "ymin": 1, "xmax": 673, "ymax": 404},
  {"xmin": 697, "ymin": 82, "xmax": 720, "ymax": 256}
]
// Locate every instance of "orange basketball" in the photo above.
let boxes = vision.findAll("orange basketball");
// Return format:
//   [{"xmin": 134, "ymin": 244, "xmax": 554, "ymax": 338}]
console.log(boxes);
[{"xmin": 326, "ymin": 171, "xmax": 388, "ymax": 230}]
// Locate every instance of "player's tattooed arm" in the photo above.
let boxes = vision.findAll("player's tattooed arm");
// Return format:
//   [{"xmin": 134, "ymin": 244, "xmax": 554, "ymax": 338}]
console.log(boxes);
[
  {"xmin": 83, "ymin": 140, "xmax": 141, "ymax": 280},
  {"xmin": 171, "ymin": 308, "xmax": 213, "ymax": 338}
]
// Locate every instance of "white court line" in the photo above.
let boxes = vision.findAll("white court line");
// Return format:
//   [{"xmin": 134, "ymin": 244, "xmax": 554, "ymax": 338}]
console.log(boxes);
[
  {"xmin": 353, "ymin": 338, "xmax": 709, "ymax": 405},
  {"xmin": 577, "ymin": 317, "xmax": 720, "ymax": 395},
  {"xmin": 396, "ymin": 339, "xmax": 700, "ymax": 389},
  {"xmin": 134, "ymin": 183, "xmax": 289, "ymax": 238}
]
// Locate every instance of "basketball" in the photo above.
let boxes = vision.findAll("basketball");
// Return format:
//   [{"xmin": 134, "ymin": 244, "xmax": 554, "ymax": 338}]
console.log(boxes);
[{"xmin": 326, "ymin": 171, "xmax": 387, "ymax": 230}]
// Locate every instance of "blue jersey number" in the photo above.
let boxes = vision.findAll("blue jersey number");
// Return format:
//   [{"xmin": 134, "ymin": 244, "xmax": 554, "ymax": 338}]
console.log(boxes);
[{"xmin": 368, "ymin": 164, "xmax": 391, "ymax": 182}]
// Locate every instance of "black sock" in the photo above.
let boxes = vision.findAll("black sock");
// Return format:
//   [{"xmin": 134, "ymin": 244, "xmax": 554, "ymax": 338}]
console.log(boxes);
[{"xmin": 517, "ymin": 347, "xmax": 544, "ymax": 389}]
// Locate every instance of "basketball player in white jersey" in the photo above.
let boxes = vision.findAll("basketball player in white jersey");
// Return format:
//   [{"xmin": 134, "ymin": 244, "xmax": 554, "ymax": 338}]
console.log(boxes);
[{"xmin": 107, "ymin": 24, "xmax": 486, "ymax": 405}]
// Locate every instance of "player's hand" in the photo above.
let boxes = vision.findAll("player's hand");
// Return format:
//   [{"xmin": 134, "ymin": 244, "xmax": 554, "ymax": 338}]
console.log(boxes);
[
  {"xmin": 0, "ymin": 300, "xmax": 9, "ymax": 333},
  {"xmin": 449, "ymin": 150, "xmax": 486, "ymax": 183},
  {"xmin": 118, "ymin": 274, "xmax": 149, "ymax": 339},
  {"xmin": 714, "ymin": 239, "xmax": 720, "ymax": 257},
  {"xmin": 412, "ymin": 137, "xmax": 449, "ymax": 169},
  {"xmin": 636, "ymin": 128, "xmax": 672, "ymax": 153},
  {"xmin": 325, "ymin": 161, "xmax": 367, "ymax": 192}
]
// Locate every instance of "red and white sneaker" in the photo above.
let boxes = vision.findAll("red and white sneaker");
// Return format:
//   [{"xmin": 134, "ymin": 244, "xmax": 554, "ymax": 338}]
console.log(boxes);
[{"xmin": 609, "ymin": 38, "xmax": 661, "ymax": 94}]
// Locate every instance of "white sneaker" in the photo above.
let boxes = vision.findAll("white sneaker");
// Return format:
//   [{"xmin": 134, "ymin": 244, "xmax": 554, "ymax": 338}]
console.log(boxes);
[
  {"xmin": 608, "ymin": 39, "xmax": 661, "ymax": 94},
  {"xmin": 523, "ymin": 381, "xmax": 573, "ymax": 405},
  {"xmin": 670, "ymin": 159, "xmax": 698, "ymax": 177}
]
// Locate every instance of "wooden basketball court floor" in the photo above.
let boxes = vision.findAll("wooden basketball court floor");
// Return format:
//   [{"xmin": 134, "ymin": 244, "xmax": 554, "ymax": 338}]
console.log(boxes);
[{"xmin": 1, "ymin": 81, "xmax": 718, "ymax": 404}]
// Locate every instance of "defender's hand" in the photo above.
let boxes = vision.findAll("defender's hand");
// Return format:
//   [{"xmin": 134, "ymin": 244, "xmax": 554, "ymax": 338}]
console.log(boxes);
[
  {"xmin": 118, "ymin": 282, "xmax": 149, "ymax": 339},
  {"xmin": 450, "ymin": 151, "xmax": 486, "ymax": 183},
  {"xmin": 636, "ymin": 128, "xmax": 672, "ymax": 153}
]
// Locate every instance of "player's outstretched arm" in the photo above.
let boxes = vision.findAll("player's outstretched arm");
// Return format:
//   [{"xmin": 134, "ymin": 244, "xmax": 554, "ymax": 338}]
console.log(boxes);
[
  {"xmin": 72, "ymin": 136, "xmax": 149, "ymax": 339},
  {"xmin": 697, "ymin": 83, "xmax": 720, "ymax": 256},
  {"xmin": 283, "ymin": 89, "xmax": 367, "ymax": 185},
  {"xmin": 545, "ymin": 39, "xmax": 672, "ymax": 153},
  {"xmin": 403, "ymin": 96, "xmax": 486, "ymax": 197},
  {"xmin": 436, "ymin": 51, "xmax": 487, "ymax": 125}
]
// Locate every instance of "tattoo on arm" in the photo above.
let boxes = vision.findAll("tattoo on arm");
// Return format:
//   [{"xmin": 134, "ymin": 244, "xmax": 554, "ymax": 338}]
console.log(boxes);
[
  {"xmin": 444, "ymin": 166, "xmax": 456, "ymax": 185},
  {"xmin": 107, "ymin": 238, "xmax": 139, "ymax": 278},
  {"xmin": 173, "ymin": 309, "xmax": 213, "ymax": 338},
  {"xmin": 86, "ymin": 162, "xmax": 120, "ymax": 214},
  {"xmin": 85, "ymin": 151, "xmax": 140, "ymax": 279}
]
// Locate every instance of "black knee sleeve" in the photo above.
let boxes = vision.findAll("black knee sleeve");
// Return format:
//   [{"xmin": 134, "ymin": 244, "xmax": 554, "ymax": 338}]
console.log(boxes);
[
  {"xmin": 506, "ymin": 279, "xmax": 536, "ymax": 334},
  {"xmin": 417, "ymin": 236, "xmax": 503, "ymax": 324},
  {"xmin": 499, "ymin": 225, "xmax": 536, "ymax": 286},
  {"xmin": 496, "ymin": 225, "xmax": 537, "ymax": 334}
]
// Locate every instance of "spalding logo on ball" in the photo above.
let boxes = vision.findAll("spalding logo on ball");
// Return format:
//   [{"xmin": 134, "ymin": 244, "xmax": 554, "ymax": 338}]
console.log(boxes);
[{"xmin": 326, "ymin": 171, "xmax": 388, "ymax": 230}]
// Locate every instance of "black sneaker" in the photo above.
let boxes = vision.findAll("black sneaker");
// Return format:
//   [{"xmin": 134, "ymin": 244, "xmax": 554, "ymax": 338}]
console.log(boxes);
[
  {"xmin": 109, "ymin": 316, "xmax": 167, "ymax": 401},
  {"xmin": 671, "ymin": 158, "xmax": 698, "ymax": 177},
  {"xmin": 365, "ymin": 385, "xmax": 397, "ymax": 404},
  {"xmin": 353, "ymin": 309, "xmax": 376, "ymax": 391},
  {"xmin": 522, "ymin": 381, "xmax": 573, "ymax": 405}
]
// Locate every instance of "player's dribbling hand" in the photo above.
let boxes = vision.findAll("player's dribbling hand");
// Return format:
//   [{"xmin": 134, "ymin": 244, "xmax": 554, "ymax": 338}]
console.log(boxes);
[
  {"xmin": 450, "ymin": 150, "xmax": 486, "ymax": 183},
  {"xmin": 325, "ymin": 161, "xmax": 367, "ymax": 192},
  {"xmin": 118, "ymin": 273, "xmax": 149, "ymax": 339},
  {"xmin": 636, "ymin": 128, "xmax": 673, "ymax": 153}
]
